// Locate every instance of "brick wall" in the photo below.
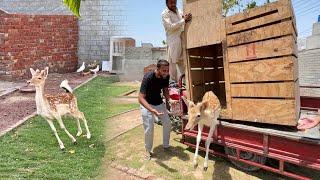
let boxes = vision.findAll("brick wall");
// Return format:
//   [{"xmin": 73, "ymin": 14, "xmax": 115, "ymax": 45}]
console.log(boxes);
[
  {"xmin": 0, "ymin": 10, "xmax": 78, "ymax": 81},
  {"xmin": 78, "ymin": 0, "xmax": 127, "ymax": 65},
  {"xmin": 0, "ymin": 0, "xmax": 127, "ymax": 77},
  {"xmin": 298, "ymin": 48, "xmax": 320, "ymax": 97}
]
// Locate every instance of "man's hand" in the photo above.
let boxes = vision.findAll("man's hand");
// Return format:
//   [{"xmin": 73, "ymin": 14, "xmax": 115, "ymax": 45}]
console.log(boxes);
[
  {"xmin": 184, "ymin": 13, "xmax": 192, "ymax": 23},
  {"xmin": 151, "ymin": 109, "xmax": 164, "ymax": 117}
]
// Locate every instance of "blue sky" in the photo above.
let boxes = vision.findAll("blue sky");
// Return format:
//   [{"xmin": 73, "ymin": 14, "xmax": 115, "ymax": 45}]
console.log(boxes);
[{"xmin": 126, "ymin": 0, "xmax": 320, "ymax": 47}]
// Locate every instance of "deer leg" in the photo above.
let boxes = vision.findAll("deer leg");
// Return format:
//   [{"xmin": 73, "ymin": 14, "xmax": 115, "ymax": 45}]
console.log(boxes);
[
  {"xmin": 46, "ymin": 119, "xmax": 65, "ymax": 150},
  {"xmin": 194, "ymin": 124, "xmax": 203, "ymax": 168},
  {"xmin": 203, "ymin": 123, "xmax": 216, "ymax": 171},
  {"xmin": 55, "ymin": 115, "xmax": 77, "ymax": 144},
  {"xmin": 75, "ymin": 118, "xmax": 83, "ymax": 137},
  {"xmin": 78, "ymin": 111, "xmax": 91, "ymax": 139}
]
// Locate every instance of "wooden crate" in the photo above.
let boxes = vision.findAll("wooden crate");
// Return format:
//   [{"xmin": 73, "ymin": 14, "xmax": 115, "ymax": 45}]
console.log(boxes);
[
  {"xmin": 226, "ymin": 0, "xmax": 299, "ymax": 126},
  {"xmin": 183, "ymin": 0, "xmax": 224, "ymax": 49},
  {"xmin": 183, "ymin": 0, "xmax": 299, "ymax": 126}
]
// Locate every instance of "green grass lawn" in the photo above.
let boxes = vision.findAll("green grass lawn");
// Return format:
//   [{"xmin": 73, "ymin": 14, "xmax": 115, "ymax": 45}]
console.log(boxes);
[
  {"xmin": 104, "ymin": 125, "xmax": 320, "ymax": 180},
  {"xmin": 0, "ymin": 76, "xmax": 139, "ymax": 179}
]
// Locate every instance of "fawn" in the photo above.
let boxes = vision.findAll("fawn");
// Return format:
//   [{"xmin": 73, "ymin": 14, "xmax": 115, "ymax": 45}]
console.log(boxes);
[
  {"xmin": 185, "ymin": 91, "xmax": 221, "ymax": 171},
  {"xmin": 27, "ymin": 67, "xmax": 91, "ymax": 150}
]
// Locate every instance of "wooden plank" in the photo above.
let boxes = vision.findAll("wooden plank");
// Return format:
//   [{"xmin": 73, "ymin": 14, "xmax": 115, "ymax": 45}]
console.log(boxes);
[
  {"xmin": 188, "ymin": 47, "xmax": 213, "ymax": 57},
  {"xmin": 184, "ymin": 0, "xmax": 222, "ymax": 17},
  {"xmin": 227, "ymin": 35, "xmax": 296, "ymax": 62},
  {"xmin": 232, "ymin": 98, "xmax": 297, "ymax": 126},
  {"xmin": 188, "ymin": 44, "xmax": 223, "ymax": 57},
  {"xmin": 189, "ymin": 57, "xmax": 203, "ymax": 68},
  {"xmin": 184, "ymin": 0, "xmax": 224, "ymax": 48},
  {"xmin": 192, "ymin": 85, "xmax": 204, "ymax": 103},
  {"xmin": 226, "ymin": 0, "xmax": 292, "ymax": 34},
  {"xmin": 229, "ymin": 56, "xmax": 297, "ymax": 83},
  {"xmin": 222, "ymin": 40, "xmax": 232, "ymax": 119},
  {"xmin": 190, "ymin": 70, "xmax": 203, "ymax": 85},
  {"xmin": 216, "ymin": 57, "xmax": 224, "ymax": 67},
  {"xmin": 219, "ymin": 83, "xmax": 226, "ymax": 107},
  {"xmin": 183, "ymin": 30, "xmax": 192, "ymax": 100},
  {"xmin": 295, "ymin": 79, "xmax": 300, "ymax": 120},
  {"xmin": 227, "ymin": 20, "xmax": 295, "ymax": 47},
  {"xmin": 231, "ymin": 82, "xmax": 295, "ymax": 98},
  {"xmin": 203, "ymin": 68, "xmax": 224, "ymax": 82},
  {"xmin": 189, "ymin": 57, "xmax": 218, "ymax": 68},
  {"xmin": 203, "ymin": 58, "xmax": 216, "ymax": 67}
]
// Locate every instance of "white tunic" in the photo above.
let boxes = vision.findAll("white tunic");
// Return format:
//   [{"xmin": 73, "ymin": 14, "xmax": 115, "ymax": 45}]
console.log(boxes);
[{"xmin": 162, "ymin": 8, "xmax": 185, "ymax": 63}]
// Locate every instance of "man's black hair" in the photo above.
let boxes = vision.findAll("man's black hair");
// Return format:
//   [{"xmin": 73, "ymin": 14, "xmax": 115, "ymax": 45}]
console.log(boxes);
[
  {"xmin": 157, "ymin": 59, "xmax": 169, "ymax": 69},
  {"xmin": 166, "ymin": 0, "xmax": 177, "ymax": 5}
]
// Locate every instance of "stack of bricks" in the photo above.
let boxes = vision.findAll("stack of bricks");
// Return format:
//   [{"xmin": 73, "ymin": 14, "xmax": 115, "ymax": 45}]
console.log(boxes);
[{"xmin": 0, "ymin": 9, "xmax": 78, "ymax": 81}]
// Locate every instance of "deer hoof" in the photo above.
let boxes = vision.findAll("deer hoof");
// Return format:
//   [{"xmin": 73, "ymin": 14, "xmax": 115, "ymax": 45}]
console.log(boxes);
[
  {"xmin": 76, "ymin": 131, "xmax": 82, "ymax": 137},
  {"xmin": 203, "ymin": 167, "xmax": 208, "ymax": 171},
  {"xmin": 86, "ymin": 134, "xmax": 91, "ymax": 139},
  {"xmin": 73, "ymin": 141, "xmax": 78, "ymax": 145},
  {"xmin": 60, "ymin": 147, "xmax": 66, "ymax": 151}
]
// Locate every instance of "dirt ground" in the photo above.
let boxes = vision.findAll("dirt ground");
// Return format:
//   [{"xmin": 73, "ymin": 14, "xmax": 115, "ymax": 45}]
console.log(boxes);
[
  {"xmin": 0, "ymin": 72, "xmax": 96, "ymax": 136},
  {"xmin": 104, "ymin": 109, "xmax": 142, "ymax": 142},
  {"xmin": 112, "ymin": 89, "xmax": 139, "ymax": 105},
  {"xmin": 98, "ymin": 109, "xmax": 145, "ymax": 179}
]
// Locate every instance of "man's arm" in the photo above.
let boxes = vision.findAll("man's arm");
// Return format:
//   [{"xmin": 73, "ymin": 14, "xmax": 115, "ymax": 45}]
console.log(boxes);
[
  {"xmin": 139, "ymin": 93, "xmax": 163, "ymax": 116},
  {"xmin": 162, "ymin": 12, "xmax": 185, "ymax": 32},
  {"xmin": 163, "ymin": 87, "xmax": 170, "ymax": 103},
  {"xmin": 163, "ymin": 87, "xmax": 171, "ymax": 111}
]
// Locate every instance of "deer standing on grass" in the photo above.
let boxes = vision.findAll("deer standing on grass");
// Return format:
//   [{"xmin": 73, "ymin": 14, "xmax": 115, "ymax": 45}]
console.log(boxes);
[
  {"xmin": 27, "ymin": 67, "xmax": 91, "ymax": 150},
  {"xmin": 185, "ymin": 91, "xmax": 221, "ymax": 171}
]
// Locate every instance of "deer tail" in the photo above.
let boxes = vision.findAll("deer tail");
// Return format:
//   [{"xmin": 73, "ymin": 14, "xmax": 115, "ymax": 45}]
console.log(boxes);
[{"xmin": 60, "ymin": 80, "xmax": 73, "ymax": 93}]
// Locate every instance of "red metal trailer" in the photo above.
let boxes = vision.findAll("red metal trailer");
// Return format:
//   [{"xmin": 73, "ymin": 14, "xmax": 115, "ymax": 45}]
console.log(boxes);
[{"xmin": 172, "ymin": 76, "xmax": 320, "ymax": 180}]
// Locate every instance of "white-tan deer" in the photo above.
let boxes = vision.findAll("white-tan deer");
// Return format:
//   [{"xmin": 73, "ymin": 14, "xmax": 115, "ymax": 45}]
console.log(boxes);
[
  {"xmin": 185, "ymin": 91, "xmax": 221, "ymax": 171},
  {"xmin": 27, "ymin": 67, "xmax": 91, "ymax": 150}
]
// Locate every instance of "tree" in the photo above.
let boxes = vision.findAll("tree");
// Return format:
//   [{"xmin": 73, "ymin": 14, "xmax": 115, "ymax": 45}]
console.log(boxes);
[
  {"xmin": 162, "ymin": 40, "xmax": 167, "ymax": 46},
  {"xmin": 222, "ymin": 0, "xmax": 240, "ymax": 16},
  {"xmin": 246, "ymin": 1, "xmax": 257, "ymax": 9},
  {"xmin": 63, "ymin": 0, "xmax": 81, "ymax": 17}
]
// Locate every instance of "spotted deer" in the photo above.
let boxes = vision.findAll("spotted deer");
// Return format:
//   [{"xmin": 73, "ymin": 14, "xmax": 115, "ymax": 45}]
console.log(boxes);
[
  {"xmin": 185, "ymin": 91, "xmax": 221, "ymax": 171},
  {"xmin": 27, "ymin": 67, "xmax": 91, "ymax": 150}
]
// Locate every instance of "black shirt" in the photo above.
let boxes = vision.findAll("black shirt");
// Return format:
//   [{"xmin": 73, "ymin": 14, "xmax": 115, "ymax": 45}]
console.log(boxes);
[{"xmin": 140, "ymin": 71, "xmax": 169, "ymax": 105}]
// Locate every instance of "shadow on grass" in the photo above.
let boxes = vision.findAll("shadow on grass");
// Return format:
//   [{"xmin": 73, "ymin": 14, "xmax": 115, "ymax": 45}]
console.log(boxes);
[
  {"xmin": 152, "ymin": 143, "xmax": 190, "ymax": 173},
  {"xmin": 184, "ymin": 144, "xmax": 232, "ymax": 180}
]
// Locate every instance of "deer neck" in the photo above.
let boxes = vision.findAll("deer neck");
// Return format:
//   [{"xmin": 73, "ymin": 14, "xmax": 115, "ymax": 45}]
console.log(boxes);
[{"xmin": 34, "ymin": 85, "xmax": 48, "ymax": 114}]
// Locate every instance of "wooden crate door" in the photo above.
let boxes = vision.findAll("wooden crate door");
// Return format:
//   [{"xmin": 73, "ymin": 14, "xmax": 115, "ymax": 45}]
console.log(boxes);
[{"xmin": 184, "ymin": 0, "xmax": 223, "ymax": 48}]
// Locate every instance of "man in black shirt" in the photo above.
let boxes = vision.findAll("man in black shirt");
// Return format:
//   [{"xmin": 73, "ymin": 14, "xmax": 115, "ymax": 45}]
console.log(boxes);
[{"xmin": 139, "ymin": 59, "xmax": 171, "ymax": 160}]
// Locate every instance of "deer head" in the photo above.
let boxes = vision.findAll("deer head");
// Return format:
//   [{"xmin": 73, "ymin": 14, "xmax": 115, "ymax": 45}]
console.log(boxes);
[
  {"xmin": 27, "ymin": 67, "xmax": 49, "ymax": 87},
  {"xmin": 185, "ymin": 100, "xmax": 209, "ymax": 130}
]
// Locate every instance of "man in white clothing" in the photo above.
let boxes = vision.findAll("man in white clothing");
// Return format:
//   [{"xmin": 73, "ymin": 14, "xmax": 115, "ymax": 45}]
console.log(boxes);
[{"xmin": 162, "ymin": 0, "xmax": 192, "ymax": 82}]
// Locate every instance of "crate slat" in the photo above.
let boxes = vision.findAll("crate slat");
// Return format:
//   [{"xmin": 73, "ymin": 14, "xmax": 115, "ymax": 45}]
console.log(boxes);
[
  {"xmin": 232, "ymin": 98, "xmax": 297, "ymax": 126},
  {"xmin": 227, "ymin": 35, "xmax": 296, "ymax": 62},
  {"xmin": 227, "ymin": 21, "xmax": 296, "ymax": 47},
  {"xmin": 229, "ymin": 56, "xmax": 297, "ymax": 83},
  {"xmin": 226, "ymin": 0, "xmax": 293, "ymax": 34},
  {"xmin": 231, "ymin": 82, "xmax": 295, "ymax": 98}
]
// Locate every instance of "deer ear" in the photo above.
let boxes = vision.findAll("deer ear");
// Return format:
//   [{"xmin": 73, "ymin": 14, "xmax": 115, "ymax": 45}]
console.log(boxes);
[
  {"xmin": 30, "ymin": 68, "xmax": 36, "ymax": 76},
  {"xmin": 42, "ymin": 67, "xmax": 49, "ymax": 78},
  {"xmin": 200, "ymin": 101, "xmax": 209, "ymax": 111},
  {"xmin": 188, "ymin": 101, "xmax": 195, "ymax": 108}
]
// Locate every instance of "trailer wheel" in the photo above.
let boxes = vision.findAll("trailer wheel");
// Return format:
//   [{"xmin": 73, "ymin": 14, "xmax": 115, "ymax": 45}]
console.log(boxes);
[{"xmin": 224, "ymin": 147, "xmax": 267, "ymax": 171}]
